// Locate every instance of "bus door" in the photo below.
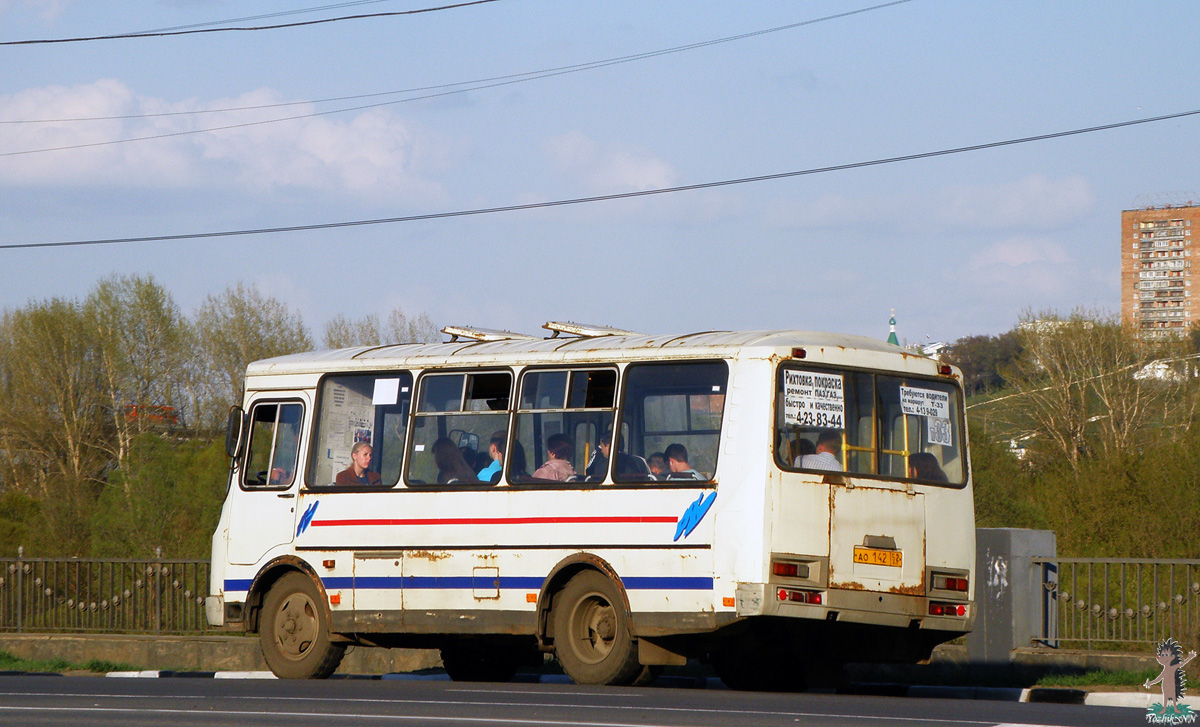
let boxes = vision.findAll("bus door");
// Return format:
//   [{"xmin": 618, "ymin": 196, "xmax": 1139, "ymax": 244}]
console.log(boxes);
[
  {"xmin": 775, "ymin": 366, "xmax": 927, "ymax": 595},
  {"xmin": 827, "ymin": 374, "xmax": 929, "ymax": 595},
  {"xmin": 827, "ymin": 485, "xmax": 925, "ymax": 595},
  {"xmin": 228, "ymin": 397, "xmax": 308, "ymax": 565}
]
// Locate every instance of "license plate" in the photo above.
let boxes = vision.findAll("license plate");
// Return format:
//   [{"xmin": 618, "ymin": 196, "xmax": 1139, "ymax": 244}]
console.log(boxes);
[{"xmin": 853, "ymin": 546, "xmax": 902, "ymax": 567}]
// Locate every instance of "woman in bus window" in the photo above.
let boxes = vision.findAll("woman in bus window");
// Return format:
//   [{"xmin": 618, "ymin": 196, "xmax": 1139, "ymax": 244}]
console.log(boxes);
[
  {"xmin": 433, "ymin": 437, "xmax": 479, "ymax": 484},
  {"xmin": 533, "ymin": 433, "xmax": 575, "ymax": 481}
]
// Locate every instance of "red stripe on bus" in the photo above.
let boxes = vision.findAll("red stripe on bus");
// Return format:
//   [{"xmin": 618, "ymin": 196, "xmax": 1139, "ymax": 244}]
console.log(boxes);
[{"xmin": 310, "ymin": 516, "xmax": 678, "ymax": 527}]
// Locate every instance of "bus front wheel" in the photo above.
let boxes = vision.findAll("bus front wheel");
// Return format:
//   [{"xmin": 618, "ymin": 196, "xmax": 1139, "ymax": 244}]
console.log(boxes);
[
  {"xmin": 260, "ymin": 572, "xmax": 345, "ymax": 678},
  {"xmin": 551, "ymin": 571, "xmax": 643, "ymax": 686}
]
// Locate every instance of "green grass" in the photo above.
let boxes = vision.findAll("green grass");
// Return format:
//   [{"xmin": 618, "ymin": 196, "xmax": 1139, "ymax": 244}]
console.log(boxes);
[
  {"xmin": 0, "ymin": 650, "xmax": 139, "ymax": 674},
  {"xmin": 1035, "ymin": 668, "xmax": 1160, "ymax": 688}
]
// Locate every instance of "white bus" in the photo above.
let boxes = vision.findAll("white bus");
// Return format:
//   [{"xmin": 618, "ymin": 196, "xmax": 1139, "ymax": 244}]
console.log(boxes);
[{"xmin": 206, "ymin": 323, "xmax": 974, "ymax": 689}]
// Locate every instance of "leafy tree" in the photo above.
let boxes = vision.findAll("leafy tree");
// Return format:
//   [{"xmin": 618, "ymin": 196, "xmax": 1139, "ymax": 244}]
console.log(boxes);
[
  {"xmin": 946, "ymin": 330, "xmax": 1022, "ymax": 396},
  {"xmin": 0, "ymin": 299, "xmax": 110, "ymax": 554},
  {"xmin": 90, "ymin": 435, "xmax": 229, "ymax": 558}
]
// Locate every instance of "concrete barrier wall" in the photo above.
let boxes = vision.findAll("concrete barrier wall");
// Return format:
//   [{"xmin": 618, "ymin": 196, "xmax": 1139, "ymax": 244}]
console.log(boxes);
[{"xmin": 0, "ymin": 633, "xmax": 440, "ymax": 675}]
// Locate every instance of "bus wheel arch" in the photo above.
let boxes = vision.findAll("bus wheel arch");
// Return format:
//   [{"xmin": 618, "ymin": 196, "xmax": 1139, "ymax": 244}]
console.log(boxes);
[
  {"xmin": 245, "ymin": 556, "xmax": 323, "ymax": 633},
  {"xmin": 536, "ymin": 553, "xmax": 628, "ymax": 647},
  {"xmin": 258, "ymin": 568, "xmax": 346, "ymax": 678},
  {"xmin": 539, "ymin": 558, "xmax": 646, "ymax": 686}
]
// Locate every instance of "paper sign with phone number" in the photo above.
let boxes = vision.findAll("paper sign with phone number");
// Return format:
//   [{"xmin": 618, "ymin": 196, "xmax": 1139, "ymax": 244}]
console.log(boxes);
[
  {"xmin": 900, "ymin": 385, "xmax": 953, "ymax": 446},
  {"xmin": 783, "ymin": 371, "xmax": 845, "ymax": 429}
]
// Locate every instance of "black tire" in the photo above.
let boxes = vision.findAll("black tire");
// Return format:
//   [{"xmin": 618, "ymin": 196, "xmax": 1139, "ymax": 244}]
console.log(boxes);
[
  {"xmin": 712, "ymin": 638, "xmax": 805, "ymax": 692},
  {"xmin": 551, "ymin": 571, "xmax": 642, "ymax": 686},
  {"xmin": 260, "ymin": 571, "xmax": 345, "ymax": 679},
  {"xmin": 440, "ymin": 644, "xmax": 521, "ymax": 683}
]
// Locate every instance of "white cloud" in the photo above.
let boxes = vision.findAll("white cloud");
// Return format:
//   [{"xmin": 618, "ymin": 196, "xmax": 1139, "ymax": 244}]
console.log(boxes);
[
  {"xmin": 0, "ymin": 80, "xmax": 454, "ymax": 204},
  {"xmin": 544, "ymin": 131, "xmax": 677, "ymax": 192},
  {"xmin": 0, "ymin": 0, "xmax": 69, "ymax": 20},
  {"xmin": 962, "ymin": 236, "xmax": 1075, "ymax": 295},
  {"xmin": 767, "ymin": 175, "xmax": 1094, "ymax": 232}
]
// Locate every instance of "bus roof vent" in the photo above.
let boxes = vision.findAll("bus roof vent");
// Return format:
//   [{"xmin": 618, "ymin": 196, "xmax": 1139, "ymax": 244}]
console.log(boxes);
[
  {"xmin": 441, "ymin": 326, "xmax": 538, "ymax": 342},
  {"xmin": 543, "ymin": 321, "xmax": 641, "ymax": 338}
]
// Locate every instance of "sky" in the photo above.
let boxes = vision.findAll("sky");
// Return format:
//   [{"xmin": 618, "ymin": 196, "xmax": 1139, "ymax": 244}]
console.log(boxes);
[{"xmin": 2, "ymin": 0, "xmax": 1199, "ymax": 346}]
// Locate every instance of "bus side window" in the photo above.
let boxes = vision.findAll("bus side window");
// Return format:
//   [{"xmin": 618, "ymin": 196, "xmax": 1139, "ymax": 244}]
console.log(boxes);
[
  {"xmin": 512, "ymin": 368, "xmax": 617, "ymax": 484},
  {"xmin": 614, "ymin": 361, "xmax": 727, "ymax": 484},
  {"xmin": 407, "ymin": 371, "xmax": 511, "ymax": 486},
  {"xmin": 243, "ymin": 401, "xmax": 303, "ymax": 487},
  {"xmin": 308, "ymin": 373, "xmax": 412, "ymax": 488}
]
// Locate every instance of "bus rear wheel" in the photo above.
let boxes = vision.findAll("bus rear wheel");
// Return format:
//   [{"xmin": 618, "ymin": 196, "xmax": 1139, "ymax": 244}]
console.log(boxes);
[
  {"xmin": 712, "ymin": 637, "xmax": 805, "ymax": 692},
  {"xmin": 551, "ymin": 571, "xmax": 643, "ymax": 686},
  {"xmin": 260, "ymin": 572, "xmax": 345, "ymax": 679}
]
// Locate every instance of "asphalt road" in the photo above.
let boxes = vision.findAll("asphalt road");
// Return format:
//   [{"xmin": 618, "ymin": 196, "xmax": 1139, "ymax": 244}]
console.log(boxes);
[{"xmin": 0, "ymin": 676, "xmax": 1144, "ymax": 727}]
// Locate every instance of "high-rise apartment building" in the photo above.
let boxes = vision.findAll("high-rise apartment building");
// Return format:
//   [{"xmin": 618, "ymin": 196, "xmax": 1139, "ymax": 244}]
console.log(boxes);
[{"xmin": 1121, "ymin": 204, "xmax": 1199, "ymax": 338}]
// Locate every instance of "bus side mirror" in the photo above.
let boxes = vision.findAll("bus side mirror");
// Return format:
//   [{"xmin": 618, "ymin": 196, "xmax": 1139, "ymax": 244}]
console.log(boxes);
[{"xmin": 225, "ymin": 406, "xmax": 246, "ymax": 461}]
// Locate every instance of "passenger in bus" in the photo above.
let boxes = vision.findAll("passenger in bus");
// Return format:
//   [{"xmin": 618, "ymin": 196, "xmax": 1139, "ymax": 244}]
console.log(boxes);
[
  {"xmin": 335, "ymin": 441, "xmax": 382, "ymax": 486},
  {"xmin": 477, "ymin": 430, "xmax": 506, "ymax": 483},
  {"xmin": 433, "ymin": 437, "xmax": 479, "ymax": 484},
  {"xmin": 908, "ymin": 452, "xmax": 948, "ymax": 482},
  {"xmin": 585, "ymin": 432, "xmax": 649, "ymax": 480},
  {"xmin": 533, "ymin": 433, "xmax": 576, "ymax": 481},
  {"xmin": 647, "ymin": 452, "xmax": 668, "ymax": 479},
  {"xmin": 797, "ymin": 430, "xmax": 842, "ymax": 471},
  {"xmin": 508, "ymin": 440, "xmax": 530, "ymax": 480},
  {"xmin": 664, "ymin": 443, "xmax": 703, "ymax": 480}
]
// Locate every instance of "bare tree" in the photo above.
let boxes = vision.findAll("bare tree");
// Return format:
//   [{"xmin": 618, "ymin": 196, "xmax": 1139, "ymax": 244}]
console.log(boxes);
[
  {"xmin": 1000, "ymin": 309, "xmax": 1200, "ymax": 466},
  {"xmin": 192, "ymin": 283, "xmax": 312, "ymax": 428},
  {"xmin": 383, "ymin": 307, "xmax": 439, "ymax": 343},
  {"xmin": 322, "ymin": 307, "xmax": 440, "ymax": 349},
  {"xmin": 322, "ymin": 313, "xmax": 382, "ymax": 349},
  {"xmin": 86, "ymin": 274, "xmax": 190, "ymax": 467}
]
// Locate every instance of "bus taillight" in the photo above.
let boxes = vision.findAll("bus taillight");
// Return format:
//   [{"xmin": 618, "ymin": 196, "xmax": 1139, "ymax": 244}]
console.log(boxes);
[
  {"xmin": 771, "ymin": 560, "xmax": 810, "ymax": 579},
  {"xmin": 777, "ymin": 588, "xmax": 822, "ymax": 604},
  {"xmin": 932, "ymin": 574, "xmax": 969, "ymax": 592},
  {"xmin": 929, "ymin": 602, "xmax": 966, "ymax": 617}
]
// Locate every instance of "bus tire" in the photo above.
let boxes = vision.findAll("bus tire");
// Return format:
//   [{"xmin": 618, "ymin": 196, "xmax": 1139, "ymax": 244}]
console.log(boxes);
[
  {"xmin": 551, "ymin": 571, "xmax": 642, "ymax": 686},
  {"xmin": 712, "ymin": 638, "xmax": 805, "ymax": 692},
  {"xmin": 260, "ymin": 572, "xmax": 345, "ymax": 679},
  {"xmin": 440, "ymin": 644, "xmax": 520, "ymax": 683}
]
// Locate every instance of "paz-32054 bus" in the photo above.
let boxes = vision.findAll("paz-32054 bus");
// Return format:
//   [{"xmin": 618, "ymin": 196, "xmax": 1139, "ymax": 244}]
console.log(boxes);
[{"xmin": 206, "ymin": 323, "xmax": 974, "ymax": 689}]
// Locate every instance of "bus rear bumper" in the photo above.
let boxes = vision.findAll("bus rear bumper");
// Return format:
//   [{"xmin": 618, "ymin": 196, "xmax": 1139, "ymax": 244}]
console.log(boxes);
[{"xmin": 735, "ymin": 582, "xmax": 974, "ymax": 633}]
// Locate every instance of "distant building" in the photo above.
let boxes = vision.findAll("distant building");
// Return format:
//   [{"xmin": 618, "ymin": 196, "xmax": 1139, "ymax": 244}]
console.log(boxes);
[{"xmin": 1121, "ymin": 203, "xmax": 1199, "ymax": 338}]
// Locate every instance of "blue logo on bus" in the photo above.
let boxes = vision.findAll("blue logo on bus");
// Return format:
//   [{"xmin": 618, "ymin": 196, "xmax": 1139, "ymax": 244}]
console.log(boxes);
[
  {"xmin": 674, "ymin": 492, "xmax": 716, "ymax": 541},
  {"xmin": 297, "ymin": 501, "xmax": 319, "ymax": 537}
]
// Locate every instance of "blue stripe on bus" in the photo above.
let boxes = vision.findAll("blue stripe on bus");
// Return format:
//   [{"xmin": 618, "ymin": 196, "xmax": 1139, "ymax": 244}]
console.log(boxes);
[
  {"xmin": 225, "ymin": 575, "xmax": 713, "ymax": 593},
  {"xmin": 343, "ymin": 576, "xmax": 712, "ymax": 590}
]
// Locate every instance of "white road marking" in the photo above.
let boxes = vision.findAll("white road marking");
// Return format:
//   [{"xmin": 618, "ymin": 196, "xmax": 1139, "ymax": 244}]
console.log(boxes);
[{"xmin": 0, "ymin": 691, "xmax": 1082, "ymax": 726}]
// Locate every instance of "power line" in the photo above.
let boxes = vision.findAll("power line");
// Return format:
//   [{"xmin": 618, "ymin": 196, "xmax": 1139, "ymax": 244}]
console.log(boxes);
[
  {"xmin": 1, "ymin": 1, "xmax": 911, "ymax": 129},
  {"xmin": 134, "ymin": 0, "xmax": 399, "ymax": 34},
  {"xmin": 0, "ymin": 0, "xmax": 499, "ymax": 46},
  {"xmin": 4, "ymin": 107, "xmax": 1197, "ymax": 251}
]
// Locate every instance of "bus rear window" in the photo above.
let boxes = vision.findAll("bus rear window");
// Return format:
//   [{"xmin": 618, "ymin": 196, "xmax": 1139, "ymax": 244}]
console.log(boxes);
[{"xmin": 775, "ymin": 365, "xmax": 965, "ymax": 486}]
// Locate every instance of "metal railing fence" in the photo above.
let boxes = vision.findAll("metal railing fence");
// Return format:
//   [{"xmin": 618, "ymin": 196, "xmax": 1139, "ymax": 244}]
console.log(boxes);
[
  {"xmin": 1034, "ymin": 557, "xmax": 1200, "ymax": 652},
  {"xmin": 0, "ymin": 548, "xmax": 210, "ymax": 634}
]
